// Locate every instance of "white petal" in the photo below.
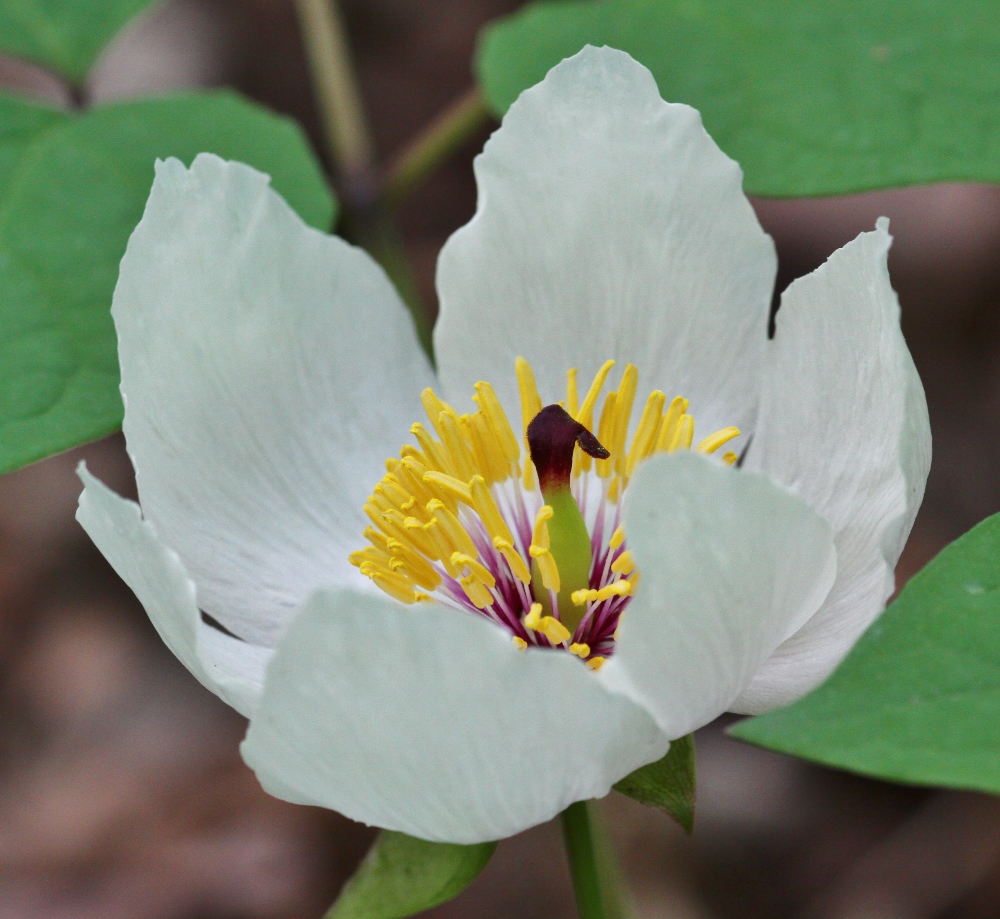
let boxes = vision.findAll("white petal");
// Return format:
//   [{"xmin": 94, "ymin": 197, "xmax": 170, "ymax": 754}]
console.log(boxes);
[
  {"xmin": 240, "ymin": 589, "xmax": 668, "ymax": 843},
  {"xmin": 599, "ymin": 453, "xmax": 836, "ymax": 738},
  {"xmin": 735, "ymin": 220, "xmax": 931, "ymax": 713},
  {"xmin": 76, "ymin": 465, "xmax": 272, "ymax": 718},
  {"xmin": 114, "ymin": 154, "xmax": 434, "ymax": 646},
  {"xmin": 435, "ymin": 46, "xmax": 775, "ymax": 438}
]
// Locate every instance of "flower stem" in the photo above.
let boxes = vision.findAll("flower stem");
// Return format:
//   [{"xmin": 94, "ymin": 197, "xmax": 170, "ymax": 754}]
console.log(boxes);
[
  {"xmin": 293, "ymin": 0, "xmax": 433, "ymax": 360},
  {"xmin": 381, "ymin": 88, "xmax": 491, "ymax": 209},
  {"xmin": 561, "ymin": 801, "xmax": 607, "ymax": 919},
  {"xmin": 293, "ymin": 0, "xmax": 374, "ymax": 187}
]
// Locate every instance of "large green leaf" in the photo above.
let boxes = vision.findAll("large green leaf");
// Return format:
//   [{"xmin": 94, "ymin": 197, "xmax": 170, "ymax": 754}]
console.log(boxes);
[
  {"xmin": 477, "ymin": 0, "xmax": 1000, "ymax": 196},
  {"xmin": 614, "ymin": 734, "xmax": 695, "ymax": 833},
  {"xmin": 732, "ymin": 512, "xmax": 1000, "ymax": 794},
  {"xmin": 0, "ymin": 90, "xmax": 334, "ymax": 476},
  {"xmin": 0, "ymin": 0, "xmax": 161, "ymax": 85},
  {"xmin": 325, "ymin": 831, "xmax": 496, "ymax": 919}
]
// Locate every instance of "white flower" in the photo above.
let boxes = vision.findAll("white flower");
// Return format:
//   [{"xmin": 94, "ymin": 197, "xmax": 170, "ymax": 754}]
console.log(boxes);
[{"xmin": 77, "ymin": 46, "xmax": 930, "ymax": 844}]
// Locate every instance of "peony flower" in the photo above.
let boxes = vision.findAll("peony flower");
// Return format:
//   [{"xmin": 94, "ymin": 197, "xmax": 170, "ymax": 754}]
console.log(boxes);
[{"xmin": 77, "ymin": 46, "xmax": 930, "ymax": 844}]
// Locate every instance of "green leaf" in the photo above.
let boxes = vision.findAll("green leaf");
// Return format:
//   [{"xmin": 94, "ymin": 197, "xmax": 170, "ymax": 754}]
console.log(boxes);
[
  {"xmin": 477, "ymin": 0, "xmax": 1000, "ymax": 196},
  {"xmin": 0, "ymin": 0, "xmax": 161, "ymax": 85},
  {"xmin": 613, "ymin": 733, "xmax": 695, "ymax": 833},
  {"xmin": 326, "ymin": 831, "xmax": 496, "ymax": 919},
  {"xmin": 0, "ymin": 90, "xmax": 334, "ymax": 476},
  {"xmin": 732, "ymin": 512, "xmax": 1000, "ymax": 794}
]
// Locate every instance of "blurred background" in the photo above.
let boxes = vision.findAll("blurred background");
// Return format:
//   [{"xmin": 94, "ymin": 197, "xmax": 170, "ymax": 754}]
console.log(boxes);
[{"xmin": 1, "ymin": 1, "xmax": 1000, "ymax": 916}]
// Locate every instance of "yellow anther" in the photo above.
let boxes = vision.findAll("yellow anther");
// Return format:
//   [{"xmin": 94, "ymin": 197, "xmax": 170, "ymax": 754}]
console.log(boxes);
[
  {"xmin": 515, "ymin": 357, "xmax": 543, "ymax": 437},
  {"xmin": 423, "ymin": 471, "xmax": 473, "ymax": 505},
  {"xmin": 610, "ymin": 550, "xmax": 635, "ymax": 576},
  {"xmin": 513, "ymin": 636, "xmax": 528, "ymax": 650},
  {"xmin": 595, "ymin": 391, "xmax": 618, "ymax": 478},
  {"xmin": 349, "ymin": 547, "xmax": 389, "ymax": 568},
  {"xmin": 576, "ymin": 359, "xmax": 615, "ymax": 429},
  {"xmin": 493, "ymin": 537, "xmax": 531, "ymax": 584},
  {"xmin": 569, "ymin": 642, "xmax": 591, "ymax": 659},
  {"xmin": 388, "ymin": 539, "xmax": 442, "ymax": 591},
  {"xmin": 363, "ymin": 525, "xmax": 391, "ymax": 553},
  {"xmin": 566, "ymin": 368, "xmax": 579, "ymax": 419},
  {"xmin": 459, "ymin": 573, "xmax": 494, "ymax": 608},
  {"xmin": 410, "ymin": 423, "xmax": 452, "ymax": 475},
  {"xmin": 524, "ymin": 602, "xmax": 543, "ymax": 631},
  {"xmin": 609, "ymin": 525, "xmax": 626, "ymax": 550},
  {"xmin": 627, "ymin": 390, "xmax": 666, "ymax": 476},
  {"xmin": 402, "ymin": 517, "xmax": 440, "ymax": 559},
  {"xmin": 612, "ymin": 364, "xmax": 638, "ymax": 476},
  {"xmin": 396, "ymin": 460, "xmax": 436, "ymax": 509},
  {"xmin": 722, "ymin": 450, "xmax": 738, "ymax": 466},
  {"xmin": 473, "ymin": 382, "xmax": 521, "ymax": 467},
  {"xmin": 595, "ymin": 580, "xmax": 633, "ymax": 601},
  {"xmin": 587, "ymin": 656, "xmax": 606, "ymax": 672},
  {"xmin": 438, "ymin": 410, "xmax": 477, "ymax": 482},
  {"xmin": 607, "ymin": 476, "xmax": 621, "ymax": 504},
  {"xmin": 671, "ymin": 414, "xmax": 694, "ymax": 452},
  {"xmin": 360, "ymin": 562, "xmax": 419, "ymax": 605},
  {"xmin": 368, "ymin": 491, "xmax": 394, "ymax": 515},
  {"xmin": 420, "ymin": 388, "xmax": 452, "ymax": 438},
  {"xmin": 538, "ymin": 615, "xmax": 571, "ymax": 645},
  {"xmin": 426, "ymin": 499, "xmax": 477, "ymax": 557},
  {"xmin": 529, "ymin": 546, "xmax": 561, "ymax": 593},
  {"xmin": 531, "ymin": 505, "xmax": 554, "ymax": 549},
  {"xmin": 470, "ymin": 476, "xmax": 514, "ymax": 544},
  {"xmin": 466, "ymin": 412, "xmax": 506, "ymax": 485},
  {"xmin": 697, "ymin": 426, "xmax": 740, "ymax": 455},
  {"xmin": 375, "ymin": 478, "xmax": 413, "ymax": 509},
  {"xmin": 571, "ymin": 588, "xmax": 598, "ymax": 606},
  {"xmin": 422, "ymin": 518, "xmax": 459, "ymax": 575},
  {"xmin": 451, "ymin": 552, "xmax": 497, "ymax": 588},
  {"xmin": 656, "ymin": 396, "xmax": 689, "ymax": 453}
]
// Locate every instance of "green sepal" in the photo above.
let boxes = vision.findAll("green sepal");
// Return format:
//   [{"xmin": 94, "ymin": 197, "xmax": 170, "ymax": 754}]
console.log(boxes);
[
  {"xmin": 613, "ymin": 734, "xmax": 695, "ymax": 834},
  {"xmin": 477, "ymin": 0, "xmax": 1000, "ymax": 197},
  {"xmin": 325, "ymin": 831, "xmax": 497, "ymax": 919},
  {"xmin": 731, "ymin": 511, "xmax": 1000, "ymax": 795},
  {"xmin": 0, "ymin": 0, "xmax": 162, "ymax": 85}
]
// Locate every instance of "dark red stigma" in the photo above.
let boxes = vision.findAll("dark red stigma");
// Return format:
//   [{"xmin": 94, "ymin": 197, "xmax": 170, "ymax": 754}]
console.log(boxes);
[{"xmin": 527, "ymin": 404, "xmax": 610, "ymax": 493}]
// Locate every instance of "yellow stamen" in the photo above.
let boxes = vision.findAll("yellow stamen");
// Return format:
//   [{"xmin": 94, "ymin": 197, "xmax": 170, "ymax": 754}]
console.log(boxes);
[
  {"xmin": 411, "ymin": 423, "xmax": 452, "ymax": 475},
  {"xmin": 612, "ymin": 364, "xmax": 638, "ymax": 477},
  {"xmin": 516, "ymin": 356, "xmax": 543, "ymax": 438},
  {"xmin": 610, "ymin": 550, "xmax": 635, "ymax": 576},
  {"xmin": 532, "ymin": 505, "xmax": 553, "ymax": 549},
  {"xmin": 595, "ymin": 391, "xmax": 618, "ymax": 478},
  {"xmin": 609, "ymin": 525, "xmax": 625, "ymax": 550},
  {"xmin": 530, "ymin": 546, "xmax": 561, "ymax": 593},
  {"xmin": 538, "ymin": 615, "xmax": 570, "ymax": 644},
  {"xmin": 524, "ymin": 602, "xmax": 543, "ymax": 631},
  {"xmin": 451, "ymin": 552, "xmax": 497, "ymax": 588},
  {"xmin": 566, "ymin": 368, "xmax": 579, "ymax": 419},
  {"xmin": 627, "ymin": 390, "xmax": 666, "ymax": 476},
  {"xmin": 595, "ymin": 581, "xmax": 633, "ymax": 601},
  {"xmin": 697, "ymin": 426, "xmax": 740, "ymax": 455},
  {"xmin": 722, "ymin": 450, "xmax": 738, "ymax": 466},
  {"xmin": 387, "ymin": 539, "xmax": 442, "ymax": 591},
  {"xmin": 360, "ymin": 562, "xmax": 419, "ymax": 605},
  {"xmin": 438, "ymin": 410, "xmax": 477, "ymax": 481},
  {"xmin": 470, "ymin": 475, "xmax": 514, "ymax": 545},
  {"xmin": 493, "ymin": 537, "xmax": 532, "ymax": 584},
  {"xmin": 587, "ymin": 656, "xmax": 606, "ymax": 671},
  {"xmin": 576, "ymin": 359, "xmax": 616, "ymax": 429},
  {"xmin": 422, "ymin": 471, "xmax": 473, "ymax": 505},
  {"xmin": 572, "ymin": 588, "xmax": 598, "ymax": 606},
  {"xmin": 459, "ymin": 573, "xmax": 494, "ymax": 608},
  {"xmin": 655, "ymin": 396, "xmax": 689, "ymax": 453},
  {"xmin": 473, "ymin": 382, "xmax": 521, "ymax": 468},
  {"xmin": 569, "ymin": 642, "xmax": 591, "ymax": 659},
  {"xmin": 426, "ymin": 500, "xmax": 477, "ymax": 557},
  {"xmin": 513, "ymin": 636, "xmax": 528, "ymax": 650}
]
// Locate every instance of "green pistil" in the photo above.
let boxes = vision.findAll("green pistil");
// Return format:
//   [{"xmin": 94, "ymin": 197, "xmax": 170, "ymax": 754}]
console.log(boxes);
[{"xmin": 527, "ymin": 405, "xmax": 609, "ymax": 633}]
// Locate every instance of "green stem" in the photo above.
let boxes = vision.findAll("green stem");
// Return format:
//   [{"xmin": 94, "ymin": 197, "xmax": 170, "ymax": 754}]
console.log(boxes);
[
  {"xmin": 293, "ymin": 0, "xmax": 432, "ymax": 361},
  {"xmin": 561, "ymin": 801, "xmax": 607, "ymax": 919},
  {"xmin": 294, "ymin": 0, "xmax": 374, "ymax": 184},
  {"xmin": 381, "ymin": 89, "xmax": 491, "ymax": 209}
]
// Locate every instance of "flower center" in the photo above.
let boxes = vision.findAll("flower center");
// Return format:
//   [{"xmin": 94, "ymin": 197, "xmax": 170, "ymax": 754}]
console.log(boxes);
[{"xmin": 351, "ymin": 358, "xmax": 740, "ymax": 669}]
